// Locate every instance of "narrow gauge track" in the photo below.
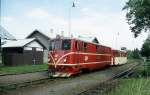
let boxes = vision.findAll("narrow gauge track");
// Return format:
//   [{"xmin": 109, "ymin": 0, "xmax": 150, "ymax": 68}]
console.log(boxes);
[
  {"xmin": 0, "ymin": 70, "xmax": 47, "ymax": 76},
  {"xmin": 78, "ymin": 63, "xmax": 140, "ymax": 95},
  {"xmin": 0, "ymin": 62, "xmax": 140, "ymax": 95},
  {"xmin": 0, "ymin": 71, "xmax": 49, "ymax": 90}
]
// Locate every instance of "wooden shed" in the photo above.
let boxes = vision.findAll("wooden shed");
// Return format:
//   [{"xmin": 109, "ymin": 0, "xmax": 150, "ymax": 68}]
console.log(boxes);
[
  {"xmin": 2, "ymin": 39, "xmax": 45, "ymax": 66},
  {"xmin": 26, "ymin": 30, "xmax": 51, "ymax": 63}
]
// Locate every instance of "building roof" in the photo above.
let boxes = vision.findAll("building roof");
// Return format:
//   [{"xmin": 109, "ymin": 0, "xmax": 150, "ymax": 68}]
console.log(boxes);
[
  {"xmin": 0, "ymin": 25, "xmax": 16, "ymax": 40},
  {"xmin": 26, "ymin": 30, "xmax": 50, "ymax": 40},
  {"xmin": 2, "ymin": 39, "xmax": 35, "ymax": 48},
  {"xmin": 2, "ymin": 38, "xmax": 46, "ymax": 49},
  {"xmin": 26, "ymin": 29, "xmax": 57, "ymax": 39}
]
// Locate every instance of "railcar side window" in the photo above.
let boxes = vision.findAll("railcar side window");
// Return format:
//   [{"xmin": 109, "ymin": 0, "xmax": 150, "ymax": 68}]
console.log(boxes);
[
  {"xmin": 83, "ymin": 43, "xmax": 87, "ymax": 51},
  {"xmin": 96, "ymin": 45, "xmax": 98, "ymax": 52},
  {"xmin": 77, "ymin": 42, "xmax": 80, "ymax": 51},
  {"xmin": 62, "ymin": 40, "xmax": 71, "ymax": 50}
]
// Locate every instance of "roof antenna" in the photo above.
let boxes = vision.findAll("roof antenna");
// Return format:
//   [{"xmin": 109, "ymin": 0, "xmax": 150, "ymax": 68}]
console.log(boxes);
[
  {"xmin": 61, "ymin": 31, "xmax": 64, "ymax": 37},
  {"xmin": 50, "ymin": 28, "xmax": 54, "ymax": 38}
]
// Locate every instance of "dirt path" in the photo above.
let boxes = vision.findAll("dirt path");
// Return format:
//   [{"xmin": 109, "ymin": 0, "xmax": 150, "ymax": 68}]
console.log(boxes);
[{"xmin": 1, "ymin": 62, "xmax": 138, "ymax": 95}]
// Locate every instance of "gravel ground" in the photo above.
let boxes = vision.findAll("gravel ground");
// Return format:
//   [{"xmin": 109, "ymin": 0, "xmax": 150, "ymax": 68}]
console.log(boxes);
[
  {"xmin": 0, "ymin": 62, "xmax": 138, "ymax": 95},
  {"xmin": 0, "ymin": 71, "xmax": 48, "ymax": 86}
]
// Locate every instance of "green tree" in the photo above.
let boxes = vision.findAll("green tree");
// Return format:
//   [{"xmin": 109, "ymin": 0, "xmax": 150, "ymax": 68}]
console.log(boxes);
[
  {"xmin": 127, "ymin": 50, "xmax": 133, "ymax": 59},
  {"xmin": 123, "ymin": 0, "xmax": 150, "ymax": 37},
  {"xmin": 127, "ymin": 49, "xmax": 141, "ymax": 59},
  {"xmin": 141, "ymin": 36, "xmax": 150, "ymax": 58},
  {"xmin": 132, "ymin": 48, "xmax": 141, "ymax": 59}
]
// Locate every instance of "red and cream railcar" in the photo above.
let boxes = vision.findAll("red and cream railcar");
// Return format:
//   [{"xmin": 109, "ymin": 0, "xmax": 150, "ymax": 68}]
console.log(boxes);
[
  {"xmin": 111, "ymin": 50, "xmax": 127, "ymax": 65},
  {"xmin": 48, "ymin": 38, "xmax": 112, "ymax": 77}
]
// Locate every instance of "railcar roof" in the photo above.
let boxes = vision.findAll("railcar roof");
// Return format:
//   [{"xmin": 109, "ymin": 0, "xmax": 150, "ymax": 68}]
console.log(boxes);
[
  {"xmin": 51, "ymin": 37, "xmax": 111, "ymax": 49},
  {"xmin": 112, "ymin": 49, "xmax": 127, "ymax": 53}
]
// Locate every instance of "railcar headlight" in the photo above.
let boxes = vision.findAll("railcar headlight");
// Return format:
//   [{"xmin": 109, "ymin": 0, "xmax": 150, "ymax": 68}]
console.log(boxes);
[{"xmin": 64, "ymin": 58, "xmax": 67, "ymax": 62}]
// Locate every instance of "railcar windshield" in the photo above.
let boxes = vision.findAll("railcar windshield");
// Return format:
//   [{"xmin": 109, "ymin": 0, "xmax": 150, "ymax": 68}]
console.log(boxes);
[
  {"xmin": 62, "ymin": 40, "xmax": 71, "ymax": 50},
  {"xmin": 49, "ymin": 39, "xmax": 71, "ymax": 51}
]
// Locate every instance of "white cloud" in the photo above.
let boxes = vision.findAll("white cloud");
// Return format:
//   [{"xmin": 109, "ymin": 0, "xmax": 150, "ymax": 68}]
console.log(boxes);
[
  {"xmin": 25, "ymin": 8, "xmax": 50, "ymax": 19},
  {"xmin": 80, "ymin": 8, "xmax": 89, "ymax": 13},
  {"xmin": 69, "ymin": 10, "xmax": 147, "ymax": 50},
  {"xmin": 2, "ymin": 8, "xmax": 147, "ymax": 50},
  {"xmin": 25, "ymin": 8, "xmax": 67, "ymax": 25},
  {"xmin": 1, "ymin": 17, "xmax": 14, "ymax": 22}
]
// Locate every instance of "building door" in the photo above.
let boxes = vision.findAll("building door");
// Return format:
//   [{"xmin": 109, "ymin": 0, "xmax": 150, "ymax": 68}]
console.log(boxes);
[{"xmin": 32, "ymin": 47, "xmax": 37, "ymax": 65}]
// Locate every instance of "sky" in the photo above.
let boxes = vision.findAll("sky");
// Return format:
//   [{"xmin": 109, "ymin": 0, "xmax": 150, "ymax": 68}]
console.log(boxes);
[{"xmin": 0, "ymin": 0, "xmax": 149, "ymax": 50}]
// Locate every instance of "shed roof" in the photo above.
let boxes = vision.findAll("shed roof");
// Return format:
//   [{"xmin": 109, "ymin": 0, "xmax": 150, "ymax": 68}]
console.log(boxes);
[
  {"xmin": 2, "ymin": 38, "xmax": 44, "ymax": 48},
  {"xmin": 26, "ymin": 29, "xmax": 57, "ymax": 39},
  {"xmin": 26, "ymin": 30, "xmax": 50, "ymax": 40}
]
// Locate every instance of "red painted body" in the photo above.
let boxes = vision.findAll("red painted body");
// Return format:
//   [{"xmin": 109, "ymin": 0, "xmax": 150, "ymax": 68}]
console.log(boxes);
[{"xmin": 48, "ymin": 38, "xmax": 112, "ymax": 76}]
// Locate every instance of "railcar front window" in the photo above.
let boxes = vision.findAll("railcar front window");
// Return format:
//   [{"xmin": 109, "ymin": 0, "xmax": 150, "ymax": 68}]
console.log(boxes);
[
  {"xmin": 49, "ymin": 41, "xmax": 54, "ymax": 50},
  {"xmin": 62, "ymin": 40, "xmax": 71, "ymax": 50},
  {"xmin": 49, "ymin": 40, "xmax": 61, "ymax": 50}
]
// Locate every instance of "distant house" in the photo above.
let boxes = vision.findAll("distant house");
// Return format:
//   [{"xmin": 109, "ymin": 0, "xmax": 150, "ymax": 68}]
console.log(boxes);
[
  {"xmin": 26, "ymin": 30, "xmax": 56, "ymax": 63},
  {"xmin": 0, "ymin": 25, "xmax": 16, "ymax": 45},
  {"xmin": 26, "ymin": 30, "xmax": 51, "ymax": 49},
  {"xmin": 0, "ymin": 25, "xmax": 16, "ymax": 40},
  {"xmin": 2, "ymin": 39, "xmax": 45, "ymax": 66},
  {"xmin": 0, "ymin": 25, "xmax": 16, "ymax": 64}
]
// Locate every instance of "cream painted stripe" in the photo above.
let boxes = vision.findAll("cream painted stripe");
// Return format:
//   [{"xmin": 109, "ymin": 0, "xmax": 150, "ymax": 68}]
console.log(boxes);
[
  {"xmin": 48, "ymin": 63, "xmax": 78, "ymax": 66},
  {"xmin": 48, "ymin": 61, "xmax": 111, "ymax": 66},
  {"xmin": 56, "ymin": 52, "xmax": 111, "ymax": 65},
  {"xmin": 80, "ymin": 61, "xmax": 111, "ymax": 65},
  {"xmin": 49, "ymin": 54, "xmax": 56, "ymax": 64},
  {"xmin": 74, "ymin": 52, "xmax": 111, "ymax": 56},
  {"xmin": 56, "ymin": 52, "xmax": 75, "ymax": 65}
]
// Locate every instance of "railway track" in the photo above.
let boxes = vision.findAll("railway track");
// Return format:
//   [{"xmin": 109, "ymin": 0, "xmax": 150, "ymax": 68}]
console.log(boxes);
[
  {"xmin": 78, "ymin": 63, "xmax": 140, "ymax": 95},
  {"xmin": 0, "ymin": 61, "xmax": 140, "ymax": 95}
]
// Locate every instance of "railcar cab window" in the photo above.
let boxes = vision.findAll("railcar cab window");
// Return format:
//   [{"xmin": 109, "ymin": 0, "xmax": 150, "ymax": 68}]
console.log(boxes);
[
  {"xmin": 49, "ymin": 41, "xmax": 54, "ymax": 50},
  {"xmin": 49, "ymin": 39, "xmax": 71, "ymax": 50},
  {"xmin": 49, "ymin": 39, "xmax": 61, "ymax": 50},
  {"xmin": 62, "ymin": 40, "xmax": 71, "ymax": 50}
]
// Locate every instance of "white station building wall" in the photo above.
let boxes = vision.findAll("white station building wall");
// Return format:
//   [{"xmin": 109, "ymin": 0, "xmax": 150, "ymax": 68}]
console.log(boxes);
[{"xmin": 24, "ymin": 41, "xmax": 43, "ymax": 51}]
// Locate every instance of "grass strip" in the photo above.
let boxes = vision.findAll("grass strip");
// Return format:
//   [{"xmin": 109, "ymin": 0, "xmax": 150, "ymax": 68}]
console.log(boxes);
[{"xmin": 0, "ymin": 64, "xmax": 48, "ymax": 75}]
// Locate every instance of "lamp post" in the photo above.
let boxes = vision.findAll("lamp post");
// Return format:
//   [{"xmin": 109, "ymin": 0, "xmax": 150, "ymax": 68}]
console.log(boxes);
[{"xmin": 68, "ymin": 0, "xmax": 76, "ymax": 37}]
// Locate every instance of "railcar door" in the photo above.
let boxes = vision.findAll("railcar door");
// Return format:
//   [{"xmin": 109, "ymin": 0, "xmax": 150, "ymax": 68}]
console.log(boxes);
[{"xmin": 76, "ymin": 41, "xmax": 80, "ymax": 64}]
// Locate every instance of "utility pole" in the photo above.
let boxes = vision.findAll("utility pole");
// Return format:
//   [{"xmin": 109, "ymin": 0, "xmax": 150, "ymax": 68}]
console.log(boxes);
[
  {"xmin": 68, "ymin": 0, "xmax": 76, "ymax": 37},
  {"xmin": 68, "ymin": 7, "xmax": 71, "ymax": 37},
  {"xmin": 0, "ymin": 37, "xmax": 2, "ymax": 65}
]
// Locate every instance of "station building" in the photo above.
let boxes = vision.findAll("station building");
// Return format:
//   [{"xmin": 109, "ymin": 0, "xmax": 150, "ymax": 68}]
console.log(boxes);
[{"xmin": 2, "ymin": 39, "xmax": 45, "ymax": 66}]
